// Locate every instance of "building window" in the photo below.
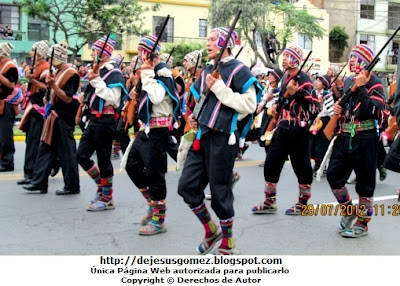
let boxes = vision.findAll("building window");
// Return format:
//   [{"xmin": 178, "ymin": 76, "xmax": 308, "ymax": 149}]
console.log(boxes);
[
  {"xmin": 153, "ymin": 16, "xmax": 174, "ymax": 43},
  {"xmin": 360, "ymin": 0, "xmax": 374, "ymax": 20},
  {"xmin": 360, "ymin": 34, "xmax": 375, "ymax": 51},
  {"xmin": 298, "ymin": 33, "xmax": 312, "ymax": 50},
  {"xmin": 0, "ymin": 5, "xmax": 20, "ymax": 31},
  {"xmin": 199, "ymin": 19, "xmax": 207, "ymax": 38},
  {"xmin": 28, "ymin": 18, "xmax": 49, "ymax": 42},
  {"xmin": 388, "ymin": 3, "xmax": 400, "ymax": 30}
]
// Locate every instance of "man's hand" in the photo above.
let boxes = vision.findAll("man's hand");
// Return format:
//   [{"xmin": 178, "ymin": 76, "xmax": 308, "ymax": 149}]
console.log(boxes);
[
  {"xmin": 333, "ymin": 102, "xmax": 343, "ymax": 115},
  {"xmin": 45, "ymin": 73, "xmax": 55, "ymax": 88},
  {"xmin": 354, "ymin": 70, "xmax": 371, "ymax": 89},
  {"xmin": 87, "ymin": 68, "xmax": 99, "ymax": 81},
  {"xmin": 25, "ymin": 70, "xmax": 34, "ymax": 80},
  {"xmin": 188, "ymin": 113, "xmax": 198, "ymax": 129},
  {"xmin": 141, "ymin": 60, "xmax": 155, "ymax": 71},
  {"xmin": 286, "ymin": 79, "xmax": 298, "ymax": 96},
  {"xmin": 206, "ymin": 74, "xmax": 221, "ymax": 89}
]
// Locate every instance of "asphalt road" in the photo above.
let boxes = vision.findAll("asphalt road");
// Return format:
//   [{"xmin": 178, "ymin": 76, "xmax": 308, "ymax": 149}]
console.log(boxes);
[{"xmin": 1, "ymin": 141, "xmax": 399, "ymax": 255}]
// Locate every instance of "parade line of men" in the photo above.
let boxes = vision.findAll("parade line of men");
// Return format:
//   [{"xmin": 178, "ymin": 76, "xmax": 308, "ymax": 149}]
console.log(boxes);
[{"xmin": 0, "ymin": 26, "xmax": 399, "ymax": 255}]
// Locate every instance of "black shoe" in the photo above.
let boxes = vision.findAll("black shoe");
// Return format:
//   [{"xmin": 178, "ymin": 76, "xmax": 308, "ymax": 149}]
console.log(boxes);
[
  {"xmin": 50, "ymin": 167, "xmax": 59, "ymax": 177},
  {"xmin": 55, "ymin": 188, "xmax": 80, "ymax": 195},
  {"xmin": 17, "ymin": 178, "xmax": 31, "ymax": 185},
  {"xmin": 0, "ymin": 165, "xmax": 14, "ymax": 172},
  {"xmin": 378, "ymin": 166, "xmax": 387, "ymax": 181},
  {"xmin": 23, "ymin": 184, "xmax": 47, "ymax": 193}
]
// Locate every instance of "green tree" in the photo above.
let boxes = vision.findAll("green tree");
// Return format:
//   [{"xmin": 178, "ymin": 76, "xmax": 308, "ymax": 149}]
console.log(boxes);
[
  {"xmin": 15, "ymin": 0, "xmax": 159, "ymax": 60},
  {"xmin": 209, "ymin": 0, "xmax": 325, "ymax": 68},
  {"xmin": 329, "ymin": 26, "xmax": 349, "ymax": 62},
  {"xmin": 163, "ymin": 41, "xmax": 207, "ymax": 67}
]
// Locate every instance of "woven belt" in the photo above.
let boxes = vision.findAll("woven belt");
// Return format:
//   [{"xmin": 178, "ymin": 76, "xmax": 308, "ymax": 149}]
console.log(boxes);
[
  {"xmin": 341, "ymin": 119, "xmax": 375, "ymax": 150},
  {"xmin": 139, "ymin": 116, "xmax": 172, "ymax": 130},
  {"xmin": 342, "ymin": 119, "xmax": 375, "ymax": 133},
  {"xmin": 91, "ymin": 105, "xmax": 115, "ymax": 115}
]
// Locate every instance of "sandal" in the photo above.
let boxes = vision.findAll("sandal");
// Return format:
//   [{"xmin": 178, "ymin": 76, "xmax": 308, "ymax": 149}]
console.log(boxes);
[
  {"xmin": 138, "ymin": 221, "xmax": 167, "ymax": 236},
  {"xmin": 285, "ymin": 203, "xmax": 303, "ymax": 215},
  {"xmin": 252, "ymin": 203, "xmax": 277, "ymax": 214},
  {"xmin": 213, "ymin": 246, "xmax": 240, "ymax": 255},
  {"xmin": 87, "ymin": 199, "xmax": 115, "ymax": 211},
  {"xmin": 337, "ymin": 215, "xmax": 356, "ymax": 233},
  {"xmin": 196, "ymin": 226, "xmax": 222, "ymax": 255},
  {"xmin": 89, "ymin": 191, "xmax": 102, "ymax": 204},
  {"xmin": 141, "ymin": 208, "xmax": 153, "ymax": 225},
  {"xmin": 341, "ymin": 224, "xmax": 368, "ymax": 238}
]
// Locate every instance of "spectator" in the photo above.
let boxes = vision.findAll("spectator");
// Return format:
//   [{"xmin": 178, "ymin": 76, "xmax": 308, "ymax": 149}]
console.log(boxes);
[
  {"xmin": 388, "ymin": 49, "xmax": 394, "ymax": 64},
  {"xmin": 0, "ymin": 23, "xmax": 6, "ymax": 39},
  {"xmin": 5, "ymin": 25, "xmax": 14, "ymax": 40}
]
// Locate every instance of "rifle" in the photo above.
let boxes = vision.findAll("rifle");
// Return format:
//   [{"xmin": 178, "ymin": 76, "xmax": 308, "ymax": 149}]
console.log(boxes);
[
  {"xmin": 75, "ymin": 34, "xmax": 110, "ymax": 125},
  {"xmin": 234, "ymin": 46, "xmax": 244, "ymax": 59},
  {"xmin": 166, "ymin": 47, "xmax": 175, "ymax": 64},
  {"xmin": 45, "ymin": 48, "xmax": 55, "ymax": 103},
  {"xmin": 324, "ymin": 24, "xmax": 400, "ymax": 140},
  {"xmin": 193, "ymin": 9, "xmax": 242, "ymax": 120},
  {"xmin": 119, "ymin": 56, "xmax": 124, "ymax": 68},
  {"xmin": 149, "ymin": 15, "xmax": 170, "ymax": 62},
  {"xmin": 187, "ymin": 53, "xmax": 201, "ymax": 107},
  {"xmin": 27, "ymin": 48, "xmax": 37, "ymax": 92},
  {"xmin": 305, "ymin": 63, "xmax": 313, "ymax": 74},
  {"xmin": 326, "ymin": 63, "xmax": 347, "ymax": 90}
]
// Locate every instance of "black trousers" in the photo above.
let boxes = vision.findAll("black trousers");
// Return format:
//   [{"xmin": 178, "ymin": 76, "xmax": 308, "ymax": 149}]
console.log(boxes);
[
  {"xmin": 326, "ymin": 131, "xmax": 378, "ymax": 197},
  {"xmin": 77, "ymin": 117, "xmax": 115, "ymax": 178},
  {"xmin": 23, "ymin": 112, "xmax": 43, "ymax": 179},
  {"xmin": 178, "ymin": 131, "xmax": 238, "ymax": 220},
  {"xmin": 126, "ymin": 127, "xmax": 169, "ymax": 201},
  {"xmin": 0, "ymin": 103, "xmax": 15, "ymax": 169},
  {"xmin": 377, "ymin": 140, "xmax": 387, "ymax": 167},
  {"xmin": 264, "ymin": 123, "xmax": 313, "ymax": 184},
  {"xmin": 30, "ymin": 118, "xmax": 79, "ymax": 191}
]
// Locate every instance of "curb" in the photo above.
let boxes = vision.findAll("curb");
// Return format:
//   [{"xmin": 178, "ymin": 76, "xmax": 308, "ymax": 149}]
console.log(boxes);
[{"xmin": 14, "ymin": 135, "xmax": 82, "ymax": 142}]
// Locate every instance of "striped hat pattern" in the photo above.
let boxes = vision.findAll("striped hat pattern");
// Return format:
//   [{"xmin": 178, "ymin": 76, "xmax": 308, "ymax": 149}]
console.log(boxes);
[
  {"xmin": 350, "ymin": 44, "xmax": 374, "ymax": 73},
  {"xmin": 211, "ymin": 27, "xmax": 241, "ymax": 50},
  {"xmin": 51, "ymin": 40, "xmax": 69, "ymax": 63},
  {"xmin": 138, "ymin": 35, "xmax": 161, "ymax": 61},
  {"xmin": 284, "ymin": 46, "xmax": 303, "ymax": 68},
  {"xmin": 184, "ymin": 50, "xmax": 202, "ymax": 70},
  {"xmin": 92, "ymin": 35, "xmax": 116, "ymax": 58},
  {"xmin": 111, "ymin": 53, "xmax": 124, "ymax": 65},
  {"xmin": 32, "ymin": 40, "xmax": 51, "ymax": 59},
  {"xmin": 0, "ymin": 42, "xmax": 14, "ymax": 57}
]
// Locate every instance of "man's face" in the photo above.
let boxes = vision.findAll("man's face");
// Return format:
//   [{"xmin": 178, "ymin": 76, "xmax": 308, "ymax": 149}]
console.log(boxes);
[
  {"xmin": 90, "ymin": 49, "xmax": 99, "ymax": 61},
  {"xmin": 349, "ymin": 55, "xmax": 358, "ymax": 72},
  {"xmin": 29, "ymin": 49, "xmax": 35, "ymax": 61},
  {"xmin": 282, "ymin": 52, "xmax": 290, "ymax": 70},
  {"xmin": 183, "ymin": 59, "xmax": 189, "ymax": 71},
  {"xmin": 207, "ymin": 31, "xmax": 219, "ymax": 60}
]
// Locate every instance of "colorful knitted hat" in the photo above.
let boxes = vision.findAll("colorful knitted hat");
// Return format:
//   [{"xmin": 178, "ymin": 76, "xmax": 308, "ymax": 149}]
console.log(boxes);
[
  {"xmin": 138, "ymin": 35, "xmax": 161, "ymax": 61},
  {"xmin": 211, "ymin": 27, "xmax": 241, "ymax": 50},
  {"xmin": 92, "ymin": 35, "xmax": 116, "ymax": 58},
  {"xmin": 0, "ymin": 42, "xmax": 14, "ymax": 57},
  {"xmin": 267, "ymin": 68, "xmax": 283, "ymax": 82},
  {"xmin": 111, "ymin": 53, "xmax": 124, "ymax": 65},
  {"xmin": 350, "ymin": 44, "xmax": 374, "ymax": 73},
  {"xmin": 51, "ymin": 40, "xmax": 69, "ymax": 63},
  {"xmin": 32, "ymin": 40, "xmax": 51, "ymax": 59},
  {"xmin": 159, "ymin": 53, "xmax": 174, "ymax": 67},
  {"xmin": 317, "ymin": 74, "xmax": 331, "ymax": 89},
  {"xmin": 327, "ymin": 65, "xmax": 339, "ymax": 77},
  {"xmin": 284, "ymin": 46, "xmax": 303, "ymax": 68},
  {"xmin": 184, "ymin": 50, "xmax": 202, "ymax": 70}
]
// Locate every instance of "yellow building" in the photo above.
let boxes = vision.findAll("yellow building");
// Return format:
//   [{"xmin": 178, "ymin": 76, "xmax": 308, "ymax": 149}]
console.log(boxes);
[{"xmin": 81, "ymin": 0, "xmax": 211, "ymax": 62}]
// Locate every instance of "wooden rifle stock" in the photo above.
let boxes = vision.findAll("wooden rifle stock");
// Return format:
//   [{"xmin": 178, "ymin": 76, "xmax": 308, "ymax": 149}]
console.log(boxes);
[{"xmin": 324, "ymin": 24, "xmax": 400, "ymax": 140}]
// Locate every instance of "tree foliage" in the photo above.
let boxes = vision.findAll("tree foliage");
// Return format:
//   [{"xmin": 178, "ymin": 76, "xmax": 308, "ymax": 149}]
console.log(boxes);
[
  {"xmin": 329, "ymin": 26, "xmax": 349, "ymax": 62},
  {"xmin": 163, "ymin": 41, "xmax": 207, "ymax": 67},
  {"xmin": 15, "ymin": 0, "xmax": 159, "ymax": 60},
  {"xmin": 209, "ymin": 0, "xmax": 325, "ymax": 68}
]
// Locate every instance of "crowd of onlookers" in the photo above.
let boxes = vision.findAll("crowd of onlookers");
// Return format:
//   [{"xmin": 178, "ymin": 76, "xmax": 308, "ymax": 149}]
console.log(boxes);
[
  {"xmin": 0, "ymin": 23, "xmax": 14, "ymax": 40},
  {"xmin": 387, "ymin": 48, "xmax": 399, "ymax": 65}
]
